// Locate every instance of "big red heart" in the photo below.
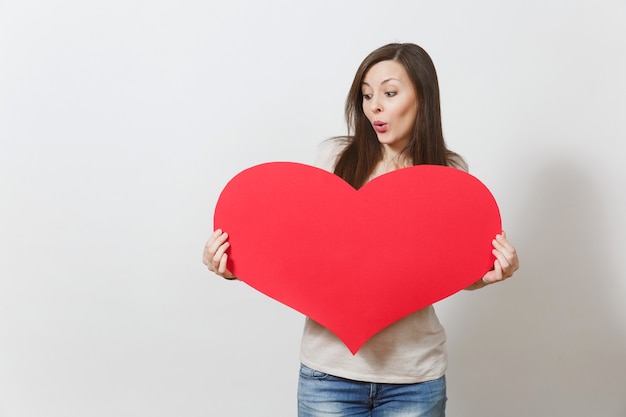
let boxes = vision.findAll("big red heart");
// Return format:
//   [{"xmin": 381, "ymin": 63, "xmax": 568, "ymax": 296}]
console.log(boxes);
[{"xmin": 214, "ymin": 162, "xmax": 500, "ymax": 354}]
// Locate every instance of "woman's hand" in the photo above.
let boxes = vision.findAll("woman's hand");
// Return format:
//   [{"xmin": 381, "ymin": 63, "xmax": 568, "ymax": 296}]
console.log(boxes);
[
  {"xmin": 482, "ymin": 231, "xmax": 519, "ymax": 284},
  {"xmin": 202, "ymin": 229, "xmax": 237, "ymax": 280},
  {"xmin": 467, "ymin": 231, "xmax": 519, "ymax": 290}
]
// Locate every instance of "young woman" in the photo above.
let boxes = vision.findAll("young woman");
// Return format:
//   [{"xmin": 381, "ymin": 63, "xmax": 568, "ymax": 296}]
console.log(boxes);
[{"xmin": 203, "ymin": 43, "xmax": 519, "ymax": 417}]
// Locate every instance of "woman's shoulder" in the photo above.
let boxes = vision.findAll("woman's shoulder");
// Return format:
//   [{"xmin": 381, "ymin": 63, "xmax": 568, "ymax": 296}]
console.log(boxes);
[
  {"xmin": 314, "ymin": 138, "xmax": 349, "ymax": 172},
  {"xmin": 446, "ymin": 150, "xmax": 468, "ymax": 172}
]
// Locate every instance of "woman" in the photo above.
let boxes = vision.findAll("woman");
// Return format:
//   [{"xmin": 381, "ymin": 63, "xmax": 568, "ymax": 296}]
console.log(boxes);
[{"xmin": 203, "ymin": 43, "xmax": 519, "ymax": 417}]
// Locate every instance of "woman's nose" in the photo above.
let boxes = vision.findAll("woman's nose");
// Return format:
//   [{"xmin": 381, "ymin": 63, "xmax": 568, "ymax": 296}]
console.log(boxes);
[{"xmin": 370, "ymin": 98, "xmax": 382, "ymax": 113}]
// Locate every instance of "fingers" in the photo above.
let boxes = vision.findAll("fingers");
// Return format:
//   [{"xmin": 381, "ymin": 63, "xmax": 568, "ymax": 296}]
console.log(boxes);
[
  {"xmin": 202, "ymin": 229, "xmax": 219, "ymax": 267},
  {"xmin": 208, "ymin": 234, "xmax": 230, "ymax": 272},
  {"xmin": 481, "ymin": 259, "xmax": 501, "ymax": 285},
  {"xmin": 217, "ymin": 253, "xmax": 236, "ymax": 279},
  {"xmin": 216, "ymin": 251, "xmax": 229, "ymax": 273},
  {"xmin": 203, "ymin": 230, "xmax": 226, "ymax": 263},
  {"xmin": 481, "ymin": 231, "xmax": 520, "ymax": 286},
  {"xmin": 203, "ymin": 229, "xmax": 236, "ymax": 279},
  {"xmin": 203, "ymin": 230, "xmax": 229, "ymax": 269},
  {"xmin": 492, "ymin": 231, "xmax": 519, "ymax": 279}
]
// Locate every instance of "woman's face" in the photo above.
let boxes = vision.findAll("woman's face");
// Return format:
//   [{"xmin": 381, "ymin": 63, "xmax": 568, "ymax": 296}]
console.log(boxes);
[{"xmin": 361, "ymin": 60, "xmax": 418, "ymax": 154}]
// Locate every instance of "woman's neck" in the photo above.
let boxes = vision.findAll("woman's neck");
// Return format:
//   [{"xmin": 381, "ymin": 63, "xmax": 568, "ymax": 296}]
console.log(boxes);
[{"xmin": 369, "ymin": 149, "xmax": 411, "ymax": 181}]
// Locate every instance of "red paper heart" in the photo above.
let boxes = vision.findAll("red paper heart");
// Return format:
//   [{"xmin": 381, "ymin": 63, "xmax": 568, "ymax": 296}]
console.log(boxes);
[{"xmin": 214, "ymin": 162, "xmax": 500, "ymax": 354}]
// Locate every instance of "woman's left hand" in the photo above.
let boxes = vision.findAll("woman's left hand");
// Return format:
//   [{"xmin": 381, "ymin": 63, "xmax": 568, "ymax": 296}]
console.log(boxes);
[{"xmin": 480, "ymin": 231, "xmax": 519, "ymax": 285}]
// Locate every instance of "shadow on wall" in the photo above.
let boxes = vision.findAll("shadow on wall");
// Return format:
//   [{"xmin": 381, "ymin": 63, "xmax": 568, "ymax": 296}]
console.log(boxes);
[{"xmin": 444, "ymin": 158, "xmax": 626, "ymax": 417}]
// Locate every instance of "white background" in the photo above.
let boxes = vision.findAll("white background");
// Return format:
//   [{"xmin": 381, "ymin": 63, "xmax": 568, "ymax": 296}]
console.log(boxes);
[{"xmin": 1, "ymin": 0, "xmax": 625, "ymax": 416}]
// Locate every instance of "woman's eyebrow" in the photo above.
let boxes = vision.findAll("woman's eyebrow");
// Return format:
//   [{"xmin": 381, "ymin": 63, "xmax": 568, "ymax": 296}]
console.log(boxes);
[{"xmin": 362, "ymin": 78, "xmax": 400, "ymax": 87}]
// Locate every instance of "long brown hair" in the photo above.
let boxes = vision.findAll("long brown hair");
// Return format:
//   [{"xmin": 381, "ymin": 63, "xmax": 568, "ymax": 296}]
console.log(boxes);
[{"xmin": 333, "ymin": 43, "xmax": 465, "ymax": 188}]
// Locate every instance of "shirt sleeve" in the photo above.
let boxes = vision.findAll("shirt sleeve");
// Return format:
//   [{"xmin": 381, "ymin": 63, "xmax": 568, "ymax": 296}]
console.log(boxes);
[{"xmin": 313, "ymin": 139, "xmax": 347, "ymax": 172}]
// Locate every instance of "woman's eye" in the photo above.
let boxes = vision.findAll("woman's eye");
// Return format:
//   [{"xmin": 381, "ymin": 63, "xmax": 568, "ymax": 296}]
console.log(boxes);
[
  {"xmin": 385, "ymin": 91, "xmax": 397, "ymax": 97},
  {"xmin": 362, "ymin": 93, "xmax": 372, "ymax": 100}
]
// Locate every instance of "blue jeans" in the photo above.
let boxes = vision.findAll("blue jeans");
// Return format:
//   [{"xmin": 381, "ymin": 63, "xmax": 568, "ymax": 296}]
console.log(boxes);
[{"xmin": 298, "ymin": 364, "xmax": 446, "ymax": 417}]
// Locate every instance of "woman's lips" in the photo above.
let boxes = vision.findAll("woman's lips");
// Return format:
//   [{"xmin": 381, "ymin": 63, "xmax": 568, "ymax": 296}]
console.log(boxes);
[{"xmin": 373, "ymin": 121, "xmax": 388, "ymax": 133}]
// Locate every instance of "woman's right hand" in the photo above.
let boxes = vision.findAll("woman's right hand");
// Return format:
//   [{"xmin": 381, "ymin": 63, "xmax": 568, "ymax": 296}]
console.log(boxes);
[{"xmin": 202, "ymin": 229, "xmax": 237, "ymax": 280}]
